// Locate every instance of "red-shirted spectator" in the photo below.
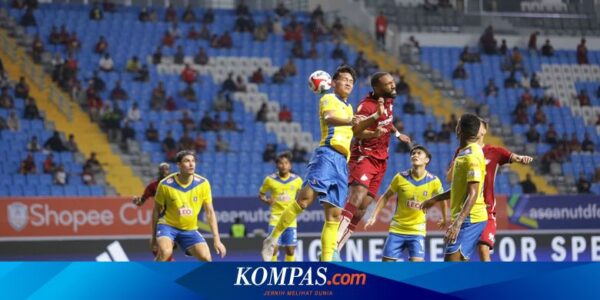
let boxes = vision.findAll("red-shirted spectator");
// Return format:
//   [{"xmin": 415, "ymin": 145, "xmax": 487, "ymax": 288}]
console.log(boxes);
[
  {"xmin": 95, "ymin": 35, "xmax": 108, "ymax": 54},
  {"xmin": 250, "ymin": 68, "xmax": 264, "ymax": 84},
  {"xmin": 19, "ymin": 153, "xmax": 36, "ymax": 175},
  {"xmin": 278, "ymin": 105, "xmax": 292, "ymax": 122},
  {"xmin": 375, "ymin": 11, "xmax": 387, "ymax": 47},
  {"xmin": 162, "ymin": 31, "xmax": 175, "ymax": 47},
  {"xmin": 528, "ymin": 31, "xmax": 539, "ymax": 52},
  {"xmin": 180, "ymin": 64, "xmax": 198, "ymax": 84},
  {"xmin": 577, "ymin": 38, "xmax": 588, "ymax": 64},
  {"xmin": 43, "ymin": 153, "xmax": 56, "ymax": 174}
]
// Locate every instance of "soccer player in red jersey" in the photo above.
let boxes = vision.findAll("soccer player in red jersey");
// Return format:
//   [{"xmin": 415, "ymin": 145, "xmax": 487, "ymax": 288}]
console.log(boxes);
[
  {"xmin": 423, "ymin": 119, "xmax": 533, "ymax": 261},
  {"xmin": 335, "ymin": 72, "xmax": 412, "ymax": 258},
  {"xmin": 132, "ymin": 162, "xmax": 173, "ymax": 260}
]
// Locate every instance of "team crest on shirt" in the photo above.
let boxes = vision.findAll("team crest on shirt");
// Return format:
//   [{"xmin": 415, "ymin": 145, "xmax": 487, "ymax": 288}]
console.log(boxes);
[
  {"xmin": 166, "ymin": 178, "xmax": 174, "ymax": 184},
  {"xmin": 360, "ymin": 174, "xmax": 368, "ymax": 182}
]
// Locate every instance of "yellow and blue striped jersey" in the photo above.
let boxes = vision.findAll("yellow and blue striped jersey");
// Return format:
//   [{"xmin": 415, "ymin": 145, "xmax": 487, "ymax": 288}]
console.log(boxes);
[
  {"xmin": 450, "ymin": 143, "xmax": 487, "ymax": 223},
  {"xmin": 155, "ymin": 173, "xmax": 212, "ymax": 230},
  {"xmin": 318, "ymin": 93, "xmax": 354, "ymax": 159},
  {"xmin": 388, "ymin": 170, "xmax": 444, "ymax": 236},
  {"xmin": 259, "ymin": 173, "xmax": 303, "ymax": 228}
]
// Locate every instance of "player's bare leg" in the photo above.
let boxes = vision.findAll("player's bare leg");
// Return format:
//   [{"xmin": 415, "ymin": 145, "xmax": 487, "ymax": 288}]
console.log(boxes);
[
  {"xmin": 444, "ymin": 251, "xmax": 464, "ymax": 262},
  {"xmin": 409, "ymin": 257, "xmax": 424, "ymax": 262},
  {"xmin": 322, "ymin": 203, "xmax": 342, "ymax": 261},
  {"xmin": 155, "ymin": 237, "xmax": 174, "ymax": 261},
  {"xmin": 271, "ymin": 246, "xmax": 279, "ymax": 261},
  {"xmin": 187, "ymin": 242, "xmax": 212, "ymax": 261},
  {"xmin": 382, "ymin": 257, "xmax": 396, "ymax": 262},
  {"xmin": 262, "ymin": 186, "xmax": 315, "ymax": 261},
  {"xmin": 478, "ymin": 244, "xmax": 492, "ymax": 262},
  {"xmin": 284, "ymin": 246, "xmax": 296, "ymax": 262}
]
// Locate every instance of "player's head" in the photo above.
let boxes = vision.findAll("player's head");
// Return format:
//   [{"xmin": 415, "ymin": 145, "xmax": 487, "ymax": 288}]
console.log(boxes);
[
  {"xmin": 332, "ymin": 65, "xmax": 356, "ymax": 99},
  {"xmin": 371, "ymin": 72, "xmax": 396, "ymax": 98},
  {"xmin": 410, "ymin": 145, "xmax": 431, "ymax": 167},
  {"xmin": 175, "ymin": 150, "xmax": 196, "ymax": 176},
  {"xmin": 275, "ymin": 151, "xmax": 292, "ymax": 175},
  {"xmin": 158, "ymin": 162, "xmax": 171, "ymax": 179},
  {"xmin": 477, "ymin": 118, "xmax": 488, "ymax": 145},
  {"xmin": 456, "ymin": 113, "xmax": 481, "ymax": 143}
]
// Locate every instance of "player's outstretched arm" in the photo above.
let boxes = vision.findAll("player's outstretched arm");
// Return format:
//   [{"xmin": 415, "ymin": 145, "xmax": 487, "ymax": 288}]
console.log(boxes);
[
  {"xmin": 204, "ymin": 202, "xmax": 227, "ymax": 258},
  {"xmin": 364, "ymin": 188, "xmax": 395, "ymax": 229},
  {"xmin": 421, "ymin": 190, "xmax": 451, "ymax": 211},
  {"xmin": 510, "ymin": 154, "xmax": 533, "ymax": 164},
  {"xmin": 323, "ymin": 110, "xmax": 355, "ymax": 127},
  {"xmin": 389, "ymin": 125, "xmax": 412, "ymax": 145},
  {"xmin": 445, "ymin": 182, "xmax": 479, "ymax": 244}
]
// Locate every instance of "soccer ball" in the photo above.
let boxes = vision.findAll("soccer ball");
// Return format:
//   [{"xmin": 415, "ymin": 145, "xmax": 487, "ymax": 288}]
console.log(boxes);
[{"xmin": 308, "ymin": 70, "xmax": 332, "ymax": 94}]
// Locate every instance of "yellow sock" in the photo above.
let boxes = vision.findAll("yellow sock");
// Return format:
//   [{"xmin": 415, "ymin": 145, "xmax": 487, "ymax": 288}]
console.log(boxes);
[
  {"xmin": 271, "ymin": 202, "xmax": 303, "ymax": 239},
  {"xmin": 320, "ymin": 220, "xmax": 340, "ymax": 262},
  {"xmin": 271, "ymin": 254, "xmax": 278, "ymax": 262},
  {"xmin": 284, "ymin": 254, "xmax": 295, "ymax": 262}
]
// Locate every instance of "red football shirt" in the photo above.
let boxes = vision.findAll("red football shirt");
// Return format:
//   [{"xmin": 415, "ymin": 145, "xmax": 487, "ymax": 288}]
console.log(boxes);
[
  {"xmin": 350, "ymin": 93, "xmax": 395, "ymax": 161},
  {"xmin": 451, "ymin": 144, "xmax": 512, "ymax": 217}
]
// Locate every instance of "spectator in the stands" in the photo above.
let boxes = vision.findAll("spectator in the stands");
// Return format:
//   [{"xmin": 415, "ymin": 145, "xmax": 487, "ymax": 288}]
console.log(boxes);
[
  {"xmin": 194, "ymin": 47, "xmax": 209, "ymax": 65},
  {"xmin": 499, "ymin": 39, "xmax": 508, "ymax": 56},
  {"xmin": 67, "ymin": 31, "xmax": 81, "ymax": 52},
  {"xmin": 150, "ymin": 82, "xmax": 166, "ymax": 111},
  {"xmin": 162, "ymin": 130, "xmax": 177, "ymax": 161},
  {"xmin": 235, "ymin": 75, "xmax": 247, "ymax": 92},
  {"xmin": 460, "ymin": 46, "xmax": 481, "ymax": 63},
  {"xmin": 577, "ymin": 172, "xmax": 591, "ymax": 194},
  {"xmin": 582, "ymin": 132, "xmax": 595, "ymax": 152},
  {"xmin": 127, "ymin": 102, "xmax": 141, "ymax": 122},
  {"xmin": 19, "ymin": 153, "xmax": 36, "ymax": 175},
  {"xmin": 44, "ymin": 131, "xmax": 67, "ymax": 152},
  {"xmin": 375, "ymin": 11, "xmax": 387, "ymax": 48},
  {"xmin": 533, "ymin": 105, "xmax": 546, "ymax": 125},
  {"xmin": 236, "ymin": 0, "xmax": 250, "ymax": 16},
  {"xmin": 223, "ymin": 113, "xmax": 242, "ymax": 132},
  {"xmin": 187, "ymin": 25, "xmax": 200, "ymax": 40},
  {"xmin": 200, "ymin": 111, "xmax": 215, "ymax": 132},
  {"xmin": 181, "ymin": 83, "xmax": 196, "ymax": 102},
  {"xmin": 395, "ymin": 75, "xmax": 410, "ymax": 96},
  {"xmin": 545, "ymin": 123, "xmax": 558, "ymax": 145},
  {"xmin": 484, "ymin": 78, "xmax": 498, "ymax": 97},
  {"xmin": 84, "ymin": 152, "xmax": 102, "ymax": 174},
  {"xmin": 202, "ymin": 8, "xmax": 215, "ymax": 24},
  {"xmin": 578, "ymin": 89, "xmax": 591, "ymax": 106},
  {"xmin": 479, "ymin": 25, "xmax": 497, "ymax": 55},
  {"xmin": 49, "ymin": 26, "xmax": 61, "ymax": 45},
  {"xmin": 145, "ymin": 122, "xmax": 159, "ymax": 142},
  {"xmin": 282, "ymin": 58, "xmax": 297, "ymax": 76},
  {"xmin": 98, "ymin": 53, "xmax": 114, "ymax": 72},
  {"xmin": 0, "ymin": 116, "xmax": 8, "ymax": 131},
  {"xmin": 180, "ymin": 64, "xmax": 198, "ymax": 84},
  {"xmin": 194, "ymin": 133, "xmax": 207, "ymax": 153},
  {"xmin": 530, "ymin": 72, "xmax": 541, "ymax": 89},
  {"xmin": 275, "ymin": 1, "xmax": 289, "ymax": 17},
  {"xmin": 182, "ymin": 4, "xmax": 196, "ymax": 23},
  {"xmin": 520, "ymin": 174, "xmax": 537, "ymax": 194},
  {"xmin": 43, "ymin": 153, "xmax": 56, "ymax": 174},
  {"xmin": 253, "ymin": 22, "xmax": 268, "ymax": 41},
  {"xmin": 134, "ymin": 64, "xmax": 149, "ymax": 82},
  {"xmin": 504, "ymin": 71, "xmax": 519, "ymax": 88},
  {"xmin": 222, "ymin": 73, "xmax": 236, "ymax": 92},
  {"xmin": 31, "ymin": 34, "xmax": 44, "ymax": 63},
  {"xmin": 6, "ymin": 110, "xmax": 21, "ymax": 132},
  {"xmin": 569, "ymin": 133, "xmax": 581, "ymax": 152},
  {"xmin": 54, "ymin": 164, "xmax": 67, "ymax": 185},
  {"xmin": 152, "ymin": 46, "xmax": 162, "ymax": 65},
  {"xmin": 168, "ymin": 21, "xmax": 181, "ymax": 39},
  {"xmin": 65, "ymin": 134, "xmax": 78, "ymax": 152},
  {"xmin": 218, "ymin": 31, "xmax": 233, "ymax": 48},
  {"xmin": 452, "ymin": 61, "xmax": 467, "ymax": 79},
  {"xmin": 23, "ymin": 97, "xmax": 40, "ymax": 120},
  {"xmin": 15, "ymin": 76, "xmax": 29, "ymax": 99},
  {"xmin": 577, "ymin": 38, "xmax": 588, "ymax": 65},
  {"xmin": 82, "ymin": 165, "xmax": 95, "ymax": 185},
  {"xmin": 120, "ymin": 121, "xmax": 135, "ymax": 150},
  {"xmin": 256, "ymin": 103, "xmax": 268, "ymax": 122},
  {"xmin": 520, "ymin": 73, "xmax": 531, "ymax": 89},
  {"xmin": 162, "ymin": 30, "xmax": 175, "ymax": 47},
  {"xmin": 174, "ymin": 46, "xmax": 185, "ymax": 65},
  {"xmin": 89, "ymin": 2, "xmax": 103, "ymax": 20},
  {"xmin": 263, "ymin": 144, "xmax": 277, "ymax": 162},
  {"xmin": 250, "ymin": 68, "xmax": 265, "ymax": 84},
  {"xmin": 199, "ymin": 24, "xmax": 211, "ymax": 40},
  {"xmin": 26, "ymin": 136, "xmax": 40, "ymax": 152},
  {"xmin": 126, "ymin": 56, "xmax": 140, "ymax": 73},
  {"xmin": 528, "ymin": 31, "xmax": 539, "ymax": 53},
  {"xmin": 0, "ymin": 87, "xmax": 13, "ymax": 109},
  {"xmin": 511, "ymin": 47, "xmax": 524, "ymax": 71},
  {"xmin": 20, "ymin": 6, "xmax": 37, "ymax": 27},
  {"xmin": 272, "ymin": 68, "xmax": 286, "ymax": 84},
  {"xmin": 541, "ymin": 39, "xmax": 554, "ymax": 57},
  {"xmin": 180, "ymin": 110, "xmax": 196, "ymax": 132},
  {"xmin": 94, "ymin": 36, "xmax": 108, "ymax": 54},
  {"xmin": 278, "ymin": 105, "xmax": 292, "ymax": 122},
  {"xmin": 526, "ymin": 125, "xmax": 540, "ymax": 143},
  {"xmin": 178, "ymin": 130, "xmax": 194, "ymax": 151},
  {"xmin": 215, "ymin": 134, "xmax": 230, "ymax": 152},
  {"xmin": 110, "ymin": 80, "xmax": 128, "ymax": 101},
  {"xmin": 212, "ymin": 113, "xmax": 222, "ymax": 131},
  {"xmin": 423, "ymin": 123, "xmax": 437, "ymax": 142}
]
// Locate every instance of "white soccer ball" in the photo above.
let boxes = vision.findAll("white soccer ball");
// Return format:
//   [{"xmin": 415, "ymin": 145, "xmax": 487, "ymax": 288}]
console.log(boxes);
[{"xmin": 308, "ymin": 70, "xmax": 332, "ymax": 94}]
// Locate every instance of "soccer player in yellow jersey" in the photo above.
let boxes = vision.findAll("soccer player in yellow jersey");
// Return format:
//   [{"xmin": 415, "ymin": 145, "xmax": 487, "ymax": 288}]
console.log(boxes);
[
  {"xmin": 365, "ymin": 145, "xmax": 445, "ymax": 261},
  {"xmin": 152, "ymin": 150, "xmax": 226, "ymax": 261},
  {"xmin": 259, "ymin": 152, "xmax": 303, "ymax": 262},
  {"xmin": 422, "ymin": 114, "xmax": 487, "ymax": 261},
  {"xmin": 261, "ymin": 65, "xmax": 384, "ymax": 261}
]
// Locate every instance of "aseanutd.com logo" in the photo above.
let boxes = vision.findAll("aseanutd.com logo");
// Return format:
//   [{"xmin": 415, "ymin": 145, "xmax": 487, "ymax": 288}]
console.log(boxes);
[{"xmin": 234, "ymin": 266, "xmax": 367, "ymax": 287}]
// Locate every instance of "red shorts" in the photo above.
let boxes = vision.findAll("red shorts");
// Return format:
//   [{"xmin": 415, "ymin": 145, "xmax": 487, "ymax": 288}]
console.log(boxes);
[
  {"xmin": 478, "ymin": 214, "xmax": 497, "ymax": 249},
  {"xmin": 348, "ymin": 155, "xmax": 387, "ymax": 198}
]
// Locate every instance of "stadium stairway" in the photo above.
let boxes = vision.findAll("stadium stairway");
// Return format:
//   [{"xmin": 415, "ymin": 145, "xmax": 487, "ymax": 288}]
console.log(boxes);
[
  {"xmin": 0, "ymin": 28, "xmax": 144, "ymax": 196},
  {"xmin": 344, "ymin": 27, "xmax": 558, "ymax": 195}
]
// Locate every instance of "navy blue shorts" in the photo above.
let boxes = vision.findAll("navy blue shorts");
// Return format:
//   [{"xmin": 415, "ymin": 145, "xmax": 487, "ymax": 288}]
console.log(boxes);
[
  {"xmin": 383, "ymin": 233, "xmax": 425, "ymax": 260},
  {"xmin": 303, "ymin": 146, "xmax": 348, "ymax": 208},
  {"xmin": 156, "ymin": 224, "xmax": 206, "ymax": 254},
  {"xmin": 268, "ymin": 225, "xmax": 297, "ymax": 246},
  {"xmin": 444, "ymin": 219, "xmax": 487, "ymax": 260}
]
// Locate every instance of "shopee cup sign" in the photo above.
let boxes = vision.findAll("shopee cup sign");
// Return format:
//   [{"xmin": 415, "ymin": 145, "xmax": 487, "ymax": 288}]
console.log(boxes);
[{"xmin": 0, "ymin": 197, "xmax": 153, "ymax": 238}]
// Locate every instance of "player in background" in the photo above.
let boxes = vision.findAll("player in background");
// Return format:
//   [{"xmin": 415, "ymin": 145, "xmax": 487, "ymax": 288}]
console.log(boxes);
[
  {"xmin": 258, "ymin": 152, "xmax": 303, "ymax": 262},
  {"xmin": 422, "ymin": 119, "xmax": 533, "ymax": 261},
  {"xmin": 364, "ymin": 145, "xmax": 444, "ymax": 262},
  {"xmin": 132, "ymin": 162, "xmax": 174, "ymax": 260},
  {"xmin": 152, "ymin": 150, "xmax": 226, "ymax": 261},
  {"xmin": 261, "ymin": 65, "xmax": 383, "ymax": 262},
  {"xmin": 335, "ymin": 72, "xmax": 412, "ymax": 259}
]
